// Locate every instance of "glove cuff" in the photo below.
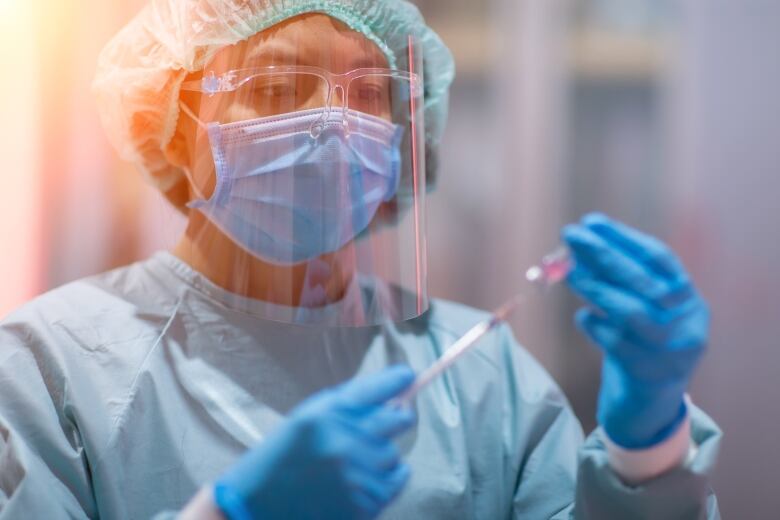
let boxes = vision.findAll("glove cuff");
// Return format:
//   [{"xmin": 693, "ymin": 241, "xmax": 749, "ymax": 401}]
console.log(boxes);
[
  {"xmin": 213, "ymin": 481, "xmax": 254, "ymax": 520},
  {"xmin": 599, "ymin": 396, "xmax": 688, "ymax": 450}
]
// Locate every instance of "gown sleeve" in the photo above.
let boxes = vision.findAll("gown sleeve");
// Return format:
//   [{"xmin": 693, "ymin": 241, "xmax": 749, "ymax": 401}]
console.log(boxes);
[
  {"xmin": 498, "ymin": 324, "xmax": 722, "ymax": 519},
  {"xmin": 0, "ymin": 322, "xmax": 96, "ymax": 518},
  {"xmin": 573, "ymin": 405, "xmax": 722, "ymax": 520}
]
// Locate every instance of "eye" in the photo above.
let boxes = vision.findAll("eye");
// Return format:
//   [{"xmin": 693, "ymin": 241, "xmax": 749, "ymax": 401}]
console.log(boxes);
[
  {"xmin": 258, "ymin": 83, "xmax": 296, "ymax": 98},
  {"xmin": 251, "ymin": 76, "xmax": 297, "ymax": 98},
  {"xmin": 355, "ymin": 84, "xmax": 386, "ymax": 102}
]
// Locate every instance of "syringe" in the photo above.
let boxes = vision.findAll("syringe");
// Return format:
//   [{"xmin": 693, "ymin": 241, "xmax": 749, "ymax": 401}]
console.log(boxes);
[{"xmin": 393, "ymin": 247, "xmax": 574, "ymax": 406}]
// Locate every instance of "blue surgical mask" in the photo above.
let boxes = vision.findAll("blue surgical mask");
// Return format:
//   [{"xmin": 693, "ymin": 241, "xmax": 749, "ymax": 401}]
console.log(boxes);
[{"xmin": 187, "ymin": 108, "xmax": 402, "ymax": 265}]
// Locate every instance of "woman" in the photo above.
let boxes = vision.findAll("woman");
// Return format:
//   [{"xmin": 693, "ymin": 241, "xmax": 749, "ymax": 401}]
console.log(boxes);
[{"xmin": 0, "ymin": 1, "xmax": 721, "ymax": 518}]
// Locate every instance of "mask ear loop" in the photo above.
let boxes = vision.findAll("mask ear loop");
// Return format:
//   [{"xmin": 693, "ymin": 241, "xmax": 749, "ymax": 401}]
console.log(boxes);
[
  {"xmin": 177, "ymin": 101, "xmax": 211, "ymax": 204},
  {"xmin": 179, "ymin": 99, "xmax": 208, "ymax": 130}
]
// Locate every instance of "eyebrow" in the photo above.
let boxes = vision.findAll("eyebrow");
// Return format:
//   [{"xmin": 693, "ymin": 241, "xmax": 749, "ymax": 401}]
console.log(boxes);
[
  {"xmin": 349, "ymin": 57, "xmax": 389, "ymax": 69},
  {"xmin": 245, "ymin": 43, "xmax": 299, "ymax": 65},
  {"xmin": 245, "ymin": 44, "xmax": 389, "ymax": 70}
]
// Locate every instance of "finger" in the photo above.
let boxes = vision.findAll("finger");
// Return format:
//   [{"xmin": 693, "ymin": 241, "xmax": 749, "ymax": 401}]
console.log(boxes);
[
  {"xmin": 581, "ymin": 213, "xmax": 688, "ymax": 281},
  {"xmin": 578, "ymin": 298, "xmax": 708, "ymax": 366},
  {"xmin": 348, "ymin": 481, "xmax": 403, "ymax": 520},
  {"xmin": 358, "ymin": 405, "xmax": 416, "ymax": 440},
  {"xmin": 567, "ymin": 266, "xmax": 654, "ymax": 330},
  {"xmin": 351, "ymin": 490, "xmax": 382, "ymax": 520},
  {"xmin": 575, "ymin": 309, "xmax": 667, "ymax": 379},
  {"xmin": 340, "ymin": 432, "xmax": 402, "ymax": 473},
  {"xmin": 563, "ymin": 224, "xmax": 684, "ymax": 308},
  {"xmin": 659, "ymin": 297, "xmax": 711, "ymax": 353},
  {"xmin": 337, "ymin": 365, "xmax": 416, "ymax": 409},
  {"xmin": 345, "ymin": 463, "xmax": 410, "ymax": 511},
  {"xmin": 575, "ymin": 308, "xmax": 624, "ymax": 356},
  {"xmin": 381, "ymin": 463, "xmax": 412, "ymax": 503}
]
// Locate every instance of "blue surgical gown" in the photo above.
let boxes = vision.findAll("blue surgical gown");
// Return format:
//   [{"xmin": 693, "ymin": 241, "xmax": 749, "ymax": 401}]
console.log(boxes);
[{"xmin": 0, "ymin": 252, "xmax": 722, "ymax": 518}]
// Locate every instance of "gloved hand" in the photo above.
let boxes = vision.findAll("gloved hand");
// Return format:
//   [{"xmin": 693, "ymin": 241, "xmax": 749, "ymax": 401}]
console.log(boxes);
[
  {"xmin": 563, "ymin": 213, "xmax": 709, "ymax": 449},
  {"xmin": 213, "ymin": 365, "xmax": 417, "ymax": 520}
]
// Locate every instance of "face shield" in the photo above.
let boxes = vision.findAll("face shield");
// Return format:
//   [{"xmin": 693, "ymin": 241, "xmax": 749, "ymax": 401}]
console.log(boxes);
[{"xmin": 177, "ymin": 15, "xmax": 427, "ymax": 327}]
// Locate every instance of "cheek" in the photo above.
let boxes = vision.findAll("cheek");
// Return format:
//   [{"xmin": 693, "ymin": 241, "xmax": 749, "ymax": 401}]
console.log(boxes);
[
  {"xmin": 224, "ymin": 103, "xmax": 263, "ymax": 123},
  {"xmin": 190, "ymin": 132, "xmax": 217, "ymax": 200}
]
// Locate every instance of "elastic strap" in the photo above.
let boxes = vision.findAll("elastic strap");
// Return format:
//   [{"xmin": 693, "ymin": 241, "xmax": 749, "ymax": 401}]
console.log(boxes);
[
  {"xmin": 179, "ymin": 100, "xmax": 209, "ymax": 130},
  {"xmin": 177, "ymin": 101, "xmax": 210, "ymax": 204}
]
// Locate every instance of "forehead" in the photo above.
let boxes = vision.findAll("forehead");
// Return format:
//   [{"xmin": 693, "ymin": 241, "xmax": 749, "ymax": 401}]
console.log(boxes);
[{"xmin": 207, "ymin": 13, "xmax": 390, "ymax": 73}]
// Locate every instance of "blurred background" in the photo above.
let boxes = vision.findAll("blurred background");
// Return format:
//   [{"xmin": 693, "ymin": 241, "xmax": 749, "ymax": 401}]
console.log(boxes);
[{"xmin": 1, "ymin": 0, "xmax": 778, "ymax": 515}]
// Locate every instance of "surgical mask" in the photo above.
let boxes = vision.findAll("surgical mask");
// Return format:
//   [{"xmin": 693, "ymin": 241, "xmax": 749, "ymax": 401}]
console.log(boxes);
[{"xmin": 182, "ymin": 107, "xmax": 403, "ymax": 265}]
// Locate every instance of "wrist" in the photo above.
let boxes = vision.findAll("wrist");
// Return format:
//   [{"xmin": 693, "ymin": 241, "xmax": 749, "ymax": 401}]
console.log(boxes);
[
  {"xmin": 605, "ymin": 410, "xmax": 691, "ymax": 485},
  {"xmin": 598, "ymin": 388, "xmax": 687, "ymax": 449},
  {"xmin": 179, "ymin": 487, "xmax": 228, "ymax": 520}
]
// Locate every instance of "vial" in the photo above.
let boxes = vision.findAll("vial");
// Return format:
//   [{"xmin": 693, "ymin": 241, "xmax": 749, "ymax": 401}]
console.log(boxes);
[{"xmin": 526, "ymin": 247, "xmax": 572, "ymax": 287}]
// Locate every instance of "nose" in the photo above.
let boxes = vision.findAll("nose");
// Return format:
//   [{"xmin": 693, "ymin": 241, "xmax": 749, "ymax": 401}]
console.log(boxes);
[
  {"xmin": 312, "ymin": 83, "xmax": 345, "ymax": 109},
  {"xmin": 330, "ymin": 85, "xmax": 346, "ymax": 109},
  {"xmin": 309, "ymin": 83, "xmax": 347, "ymax": 138}
]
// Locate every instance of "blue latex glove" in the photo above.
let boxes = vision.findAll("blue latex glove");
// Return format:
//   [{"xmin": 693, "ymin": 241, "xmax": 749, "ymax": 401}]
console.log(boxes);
[
  {"xmin": 562, "ymin": 213, "xmax": 709, "ymax": 449},
  {"xmin": 213, "ymin": 365, "xmax": 417, "ymax": 520}
]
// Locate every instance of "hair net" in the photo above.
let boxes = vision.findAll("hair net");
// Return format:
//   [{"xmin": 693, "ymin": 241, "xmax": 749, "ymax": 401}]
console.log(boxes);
[{"xmin": 93, "ymin": 0, "xmax": 455, "ymax": 209}]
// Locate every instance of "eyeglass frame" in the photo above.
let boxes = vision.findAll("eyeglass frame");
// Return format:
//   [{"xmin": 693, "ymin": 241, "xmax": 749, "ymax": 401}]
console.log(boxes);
[{"xmin": 181, "ymin": 65, "xmax": 423, "ymax": 105}]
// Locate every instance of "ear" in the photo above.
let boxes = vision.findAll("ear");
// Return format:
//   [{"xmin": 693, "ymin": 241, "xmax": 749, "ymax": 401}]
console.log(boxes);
[
  {"xmin": 163, "ymin": 178, "xmax": 192, "ymax": 214},
  {"xmin": 163, "ymin": 98, "xmax": 205, "ymax": 209},
  {"xmin": 164, "ymin": 107, "xmax": 194, "ymax": 172},
  {"xmin": 165, "ymin": 95, "xmax": 217, "ymax": 203}
]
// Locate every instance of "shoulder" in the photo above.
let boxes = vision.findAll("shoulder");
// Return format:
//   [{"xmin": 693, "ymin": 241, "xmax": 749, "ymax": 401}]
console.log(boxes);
[
  {"xmin": 0, "ymin": 254, "xmax": 178, "ymax": 369},
  {"xmin": 0, "ymin": 255, "xmax": 185, "ymax": 434}
]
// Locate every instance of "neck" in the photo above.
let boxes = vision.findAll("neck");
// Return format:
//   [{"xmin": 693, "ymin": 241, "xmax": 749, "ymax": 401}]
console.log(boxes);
[{"xmin": 173, "ymin": 211, "xmax": 351, "ymax": 307}]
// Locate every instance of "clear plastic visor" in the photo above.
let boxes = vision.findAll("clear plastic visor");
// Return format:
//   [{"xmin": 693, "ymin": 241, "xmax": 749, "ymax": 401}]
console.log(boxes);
[{"xmin": 177, "ymin": 20, "xmax": 427, "ymax": 327}]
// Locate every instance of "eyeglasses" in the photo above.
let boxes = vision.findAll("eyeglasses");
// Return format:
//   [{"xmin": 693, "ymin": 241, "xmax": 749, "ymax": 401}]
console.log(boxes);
[{"xmin": 181, "ymin": 65, "xmax": 423, "ymax": 119}]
